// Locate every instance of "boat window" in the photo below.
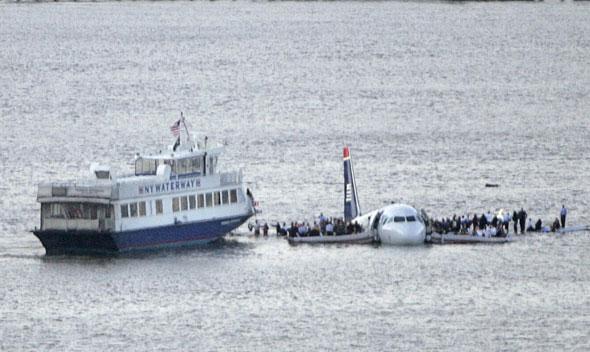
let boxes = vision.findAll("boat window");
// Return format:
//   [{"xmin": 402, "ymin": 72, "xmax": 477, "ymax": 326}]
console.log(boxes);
[
  {"xmin": 198, "ymin": 194, "xmax": 205, "ymax": 208},
  {"xmin": 406, "ymin": 216, "xmax": 416, "ymax": 222},
  {"xmin": 135, "ymin": 159, "xmax": 142, "ymax": 175},
  {"xmin": 139, "ymin": 201, "xmax": 146, "ymax": 217},
  {"xmin": 205, "ymin": 193, "xmax": 213, "ymax": 207},
  {"xmin": 177, "ymin": 159, "xmax": 188, "ymax": 175},
  {"xmin": 129, "ymin": 203, "xmax": 138, "ymax": 217},
  {"xmin": 106, "ymin": 205, "xmax": 112, "ymax": 219},
  {"xmin": 181, "ymin": 196, "xmax": 188, "ymax": 211},
  {"xmin": 230, "ymin": 189, "xmax": 238, "ymax": 204},
  {"xmin": 394, "ymin": 216, "xmax": 405, "ymax": 223},
  {"xmin": 95, "ymin": 170, "xmax": 110, "ymax": 179},
  {"xmin": 214, "ymin": 191, "xmax": 221, "ymax": 206},
  {"xmin": 222, "ymin": 190, "xmax": 229, "ymax": 205},
  {"xmin": 208, "ymin": 157, "xmax": 217, "ymax": 174},
  {"xmin": 155, "ymin": 199, "xmax": 163, "ymax": 215},
  {"xmin": 135, "ymin": 158, "xmax": 157, "ymax": 176},
  {"xmin": 164, "ymin": 160, "xmax": 176, "ymax": 174},
  {"xmin": 63, "ymin": 204, "xmax": 83, "ymax": 219},
  {"xmin": 50, "ymin": 203, "xmax": 63, "ymax": 218},
  {"xmin": 189, "ymin": 195, "xmax": 196, "ymax": 210},
  {"xmin": 89, "ymin": 204, "xmax": 98, "ymax": 220},
  {"xmin": 121, "ymin": 204, "xmax": 129, "ymax": 218},
  {"xmin": 145, "ymin": 159, "xmax": 156, "ymax": 175},
  {"xmin": 190, "ymin": 158, "xmax": 201, "ymax": 174},
  {"xmin": 172, "ymin": 197, "xmax": 180, "ymax": 212}
]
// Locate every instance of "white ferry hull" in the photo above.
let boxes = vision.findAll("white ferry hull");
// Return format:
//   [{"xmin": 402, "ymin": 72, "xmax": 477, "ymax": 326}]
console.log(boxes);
[{"xmin": 34, "ymin": 214, "xmax": 252, "ymax": 255}]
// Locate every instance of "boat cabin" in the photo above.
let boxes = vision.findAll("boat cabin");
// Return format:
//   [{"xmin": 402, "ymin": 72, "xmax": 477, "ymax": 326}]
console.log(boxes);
[
  {"xmin": 134, "ymin": 147, "xmax": 222, "ymax": 178},
  {"xmin": 40, "ymin": 201, "xmax": 115, "ymax": 232}
]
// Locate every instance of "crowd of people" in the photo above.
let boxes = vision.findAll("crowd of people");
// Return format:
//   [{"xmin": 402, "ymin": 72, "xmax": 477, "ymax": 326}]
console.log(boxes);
[
  {"xmin": 251, "ymin": 213, "xmax": 364, "ymax": 238},
  {"xmin": 432, "ymin": 205, "xmax": 568, "ymax": 237}
]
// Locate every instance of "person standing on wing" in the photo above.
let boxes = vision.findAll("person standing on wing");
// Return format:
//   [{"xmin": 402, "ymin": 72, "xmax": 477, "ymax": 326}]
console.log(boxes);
[
  {"xmin": 560, "ymin": 205, "xmax": 568, "ymax": 228},
  {"xmin": 519, "ymin": 208, "xmax": 527, "ymax": 234},
  {"xmin": 513, "ymin": 210, "xmax": 519, "ymax": 234}
]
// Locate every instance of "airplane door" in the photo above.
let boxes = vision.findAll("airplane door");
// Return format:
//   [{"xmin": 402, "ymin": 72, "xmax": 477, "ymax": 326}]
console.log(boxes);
[{"xmin": 371, "ymin": 211, "xmax": 383, "ymax": 235}]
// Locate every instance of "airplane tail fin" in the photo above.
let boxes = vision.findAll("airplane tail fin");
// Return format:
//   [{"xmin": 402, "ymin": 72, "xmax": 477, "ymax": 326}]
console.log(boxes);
[{"xmin": 343, "ymin": 147, "xmax": 361, "ymax": 221}]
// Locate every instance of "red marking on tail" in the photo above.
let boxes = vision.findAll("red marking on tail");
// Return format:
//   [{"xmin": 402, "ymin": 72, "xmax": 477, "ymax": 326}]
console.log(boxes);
[{"xmin": 343, "ymin": 147, "xmax": 350, "ymax": 158}]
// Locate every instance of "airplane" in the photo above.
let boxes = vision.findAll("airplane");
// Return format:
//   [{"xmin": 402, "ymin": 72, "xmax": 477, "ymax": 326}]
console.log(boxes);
[{"xmin": 343, "ymin": 147, "xmax": 427, "ymax": 245}]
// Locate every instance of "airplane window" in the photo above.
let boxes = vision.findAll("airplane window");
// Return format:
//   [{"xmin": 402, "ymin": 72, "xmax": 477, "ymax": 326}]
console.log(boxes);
[
  {"xmin": 394, "ymin": 216, "xmax": 405, "ymax": 222},
  {"xmin": 406, "ymin": 216, "xmax": 416, "ymax": 222}
]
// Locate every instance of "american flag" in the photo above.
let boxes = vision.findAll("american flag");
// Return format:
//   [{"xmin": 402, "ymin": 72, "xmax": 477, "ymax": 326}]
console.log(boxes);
[{"xmin": 170, "ymin": 119, "xmax": 181, "ymax": 138}]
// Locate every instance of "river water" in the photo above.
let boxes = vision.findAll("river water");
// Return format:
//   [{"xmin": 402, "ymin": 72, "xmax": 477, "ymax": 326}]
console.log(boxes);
[{"xmin": 1, "ymin": 1, "xmax": 589, "ymax": 351}]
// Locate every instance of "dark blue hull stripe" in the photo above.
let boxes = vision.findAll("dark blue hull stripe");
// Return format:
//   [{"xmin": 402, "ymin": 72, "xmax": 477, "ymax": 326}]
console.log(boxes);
[{"xmin": 33, "ymin": 215, "xmax": 252, "ymax": 255}]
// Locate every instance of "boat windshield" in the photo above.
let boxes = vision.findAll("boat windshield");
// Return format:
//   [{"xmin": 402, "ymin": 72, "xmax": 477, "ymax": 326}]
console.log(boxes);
[{"xmin": 135, "ymin": 157, "xmax": 204, "ymax": 176}]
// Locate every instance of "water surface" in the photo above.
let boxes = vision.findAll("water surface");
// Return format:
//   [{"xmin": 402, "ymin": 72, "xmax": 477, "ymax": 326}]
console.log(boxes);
[{"xmin": 0, "ymin": 2, "xmax": 589, "ymax": 351}]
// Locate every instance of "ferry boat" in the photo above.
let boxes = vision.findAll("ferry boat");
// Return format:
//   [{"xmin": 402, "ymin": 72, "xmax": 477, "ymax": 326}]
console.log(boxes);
[{"xmin": 32, "ymin": 116, "xmax": 256, "ymax": 255}]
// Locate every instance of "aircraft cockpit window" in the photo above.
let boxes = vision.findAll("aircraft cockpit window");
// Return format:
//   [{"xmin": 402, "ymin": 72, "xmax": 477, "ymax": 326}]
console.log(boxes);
[
  {"xmin": 406, "ymin": 216, "xmax": 416, "ymax": 222},
  {"xmin": 393, "ymin": 216, "xmax": 405, "ymax": 223}
]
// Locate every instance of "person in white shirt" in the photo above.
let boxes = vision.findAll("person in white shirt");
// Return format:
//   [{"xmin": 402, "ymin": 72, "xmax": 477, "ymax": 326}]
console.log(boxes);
[
  {"xmin": 560, "ymin": 205, "xmax": 568, "ymax": 228},
  {"xmin": 485, "ymin": 211, "xmax": 493, "ymax": 223},
  {"xmin": 476, "ymin": 228, "xmax": 484, "ymax": 237},
  {"xmin": 325, "ymin": 222, "xmax": 334, "ymax": 236},
  {"xmin": 298, "ymin": 223, "xmax": 306, "ymax": 236},
  {"xmin": 503, "ymin": 212, "xmax": 510, "ymax": 233},
  {"xmin": 490, "ymin": 226, "xmax": 497, "ymax": 237},
  {"xmin": 254, "ymin": 220, "xmax": 260, "ymax": 236}
]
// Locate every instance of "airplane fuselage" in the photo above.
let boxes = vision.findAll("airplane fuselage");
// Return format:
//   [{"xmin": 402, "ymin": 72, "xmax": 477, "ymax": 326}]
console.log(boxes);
[{"xmin": 353, "ymin": 204, "xmax": 426, "ymax": 245}]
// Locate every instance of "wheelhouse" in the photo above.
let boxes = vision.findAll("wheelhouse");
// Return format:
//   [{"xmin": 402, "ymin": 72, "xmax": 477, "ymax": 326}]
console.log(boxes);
[{"xmin": 134, "ymin": 149, "xmax": 221, "ymax": 178}]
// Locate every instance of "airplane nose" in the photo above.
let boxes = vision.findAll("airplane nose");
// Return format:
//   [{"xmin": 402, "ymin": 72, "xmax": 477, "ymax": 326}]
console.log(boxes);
[{"xmin": 381, "ymin": 222, "xmax": 425, "ymax": 245}]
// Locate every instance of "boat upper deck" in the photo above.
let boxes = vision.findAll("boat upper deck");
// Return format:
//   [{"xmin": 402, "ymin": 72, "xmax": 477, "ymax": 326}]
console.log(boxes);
[
  {"xmin": 37, "ymin": 140, "xmax": 243, "ymax": 204},
  {"xmin": 37, "ymin": 169, "xmax": 243, "ymax": 204}
]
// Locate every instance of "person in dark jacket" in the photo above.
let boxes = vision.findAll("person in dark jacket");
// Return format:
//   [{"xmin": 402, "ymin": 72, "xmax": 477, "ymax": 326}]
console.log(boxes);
[
  {"xmin": 479, "ymin": 213, "xmax": 487, "ymax": 229},
  {"xmin": 534, "ymin": 218, "xmax": 542, "ymax": 232},
  {"xmin": 491, "ymin": 215, "xmax": 498, "ymax": 228},
  {"xmin": 551, "ymin": 218, "xmax": 561, "ymax": 232},
  {"xmin": 519, "ymin": 208, "xmax": 527, "ymax": 234},
  {"xmin": 513, "ymin": 210, "xmax": 518, "ymax": 234}
]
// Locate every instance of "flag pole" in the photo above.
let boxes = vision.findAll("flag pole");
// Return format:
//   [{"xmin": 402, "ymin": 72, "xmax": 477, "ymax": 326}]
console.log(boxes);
[{"xmin": 180, "ymin": 111, "xmax": 193, "ymax": 148}]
